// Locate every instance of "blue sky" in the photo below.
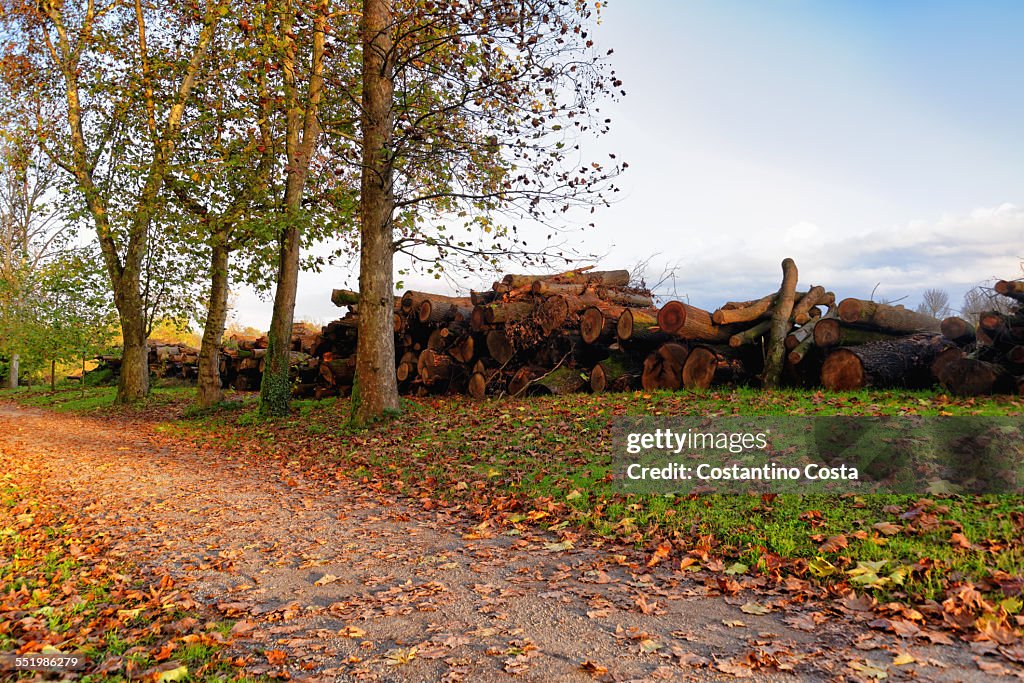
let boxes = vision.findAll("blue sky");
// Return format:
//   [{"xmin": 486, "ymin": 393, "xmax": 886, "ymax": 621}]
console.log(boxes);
[{"xmin": 234, "ymin": 0, "xmax": 1024, "ymax": 326}]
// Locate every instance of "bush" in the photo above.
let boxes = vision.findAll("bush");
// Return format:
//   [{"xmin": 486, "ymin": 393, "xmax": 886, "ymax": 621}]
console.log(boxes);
[{"xmin": 83, "ymin": 367, "xmax": 115, "ymax": 387}]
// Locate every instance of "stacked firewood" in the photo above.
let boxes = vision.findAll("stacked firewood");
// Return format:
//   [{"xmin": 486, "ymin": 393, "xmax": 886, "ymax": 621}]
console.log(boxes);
[
  {"xmin": 89, "ymin": 264, "xmax": 1024, "ymax": 399},
  {"xmin": 221, "ymin": 323, "xmax": 321, "ymax": 394},
  {"xmin": 311, "ymin": 264, "xmax": 1023, "ymax": 399},
  {"xmin": 92, "ymin": 324, "xmax": 321, "ymax": 391},
  {"xmin": 316, "ymin": 267, "xmax": 654, "ymax": 398},
  {"xmin": 94, "ymin": 340, "xmax": 200, "ymax": 382},
  {"xmin": 928, "ymin": 281, "xmax": 1024, "ymax": 396}
]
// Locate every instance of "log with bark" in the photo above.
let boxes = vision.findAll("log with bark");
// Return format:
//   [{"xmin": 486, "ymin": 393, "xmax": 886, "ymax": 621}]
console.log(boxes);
[
  {"xmin": 820, "ymin": 333, "xmax": 952, "ymax": 390},
  {"xmin": 837, "ymin": 298, "xmax": 942, "ymax": 334},
  {"xmin": 590, "ymin": 352, "xmax": 642, "ymax": 393},
  {"xmin": 762, "ymin": 258, "xmax": 799, "ymax": 388},
  {"xmin": 641, "ymin": 342, "xmax": 690, "ymax": 391}
]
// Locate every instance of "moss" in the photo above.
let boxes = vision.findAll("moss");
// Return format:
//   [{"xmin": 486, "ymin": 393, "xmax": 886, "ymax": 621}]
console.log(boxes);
[{"xmin": 257, "ymin": 337, "xmax": 292, "ymax": 417}]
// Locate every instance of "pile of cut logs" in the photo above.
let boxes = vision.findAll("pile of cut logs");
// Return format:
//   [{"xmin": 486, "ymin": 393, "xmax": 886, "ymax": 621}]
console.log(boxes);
[
  {"xmin": 314, "ymin": 262, "xmax": 1023, "ymax": 399},
  {"xmin": 89, "ymin": 263, "xmax": 1024, "ymax": 399},
  {"xmin": 90, "ymin": 323, "xmax": 322, "ymax": 390},
  {"xmin": 95, "ymin": 340, "xmax": 200, "ymax": 381}
]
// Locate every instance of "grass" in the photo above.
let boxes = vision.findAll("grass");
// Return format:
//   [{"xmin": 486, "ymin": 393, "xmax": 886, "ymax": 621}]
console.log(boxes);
[{"xmin": 4, "ymin": 382, "xmax": 1023, "ymax": 610}]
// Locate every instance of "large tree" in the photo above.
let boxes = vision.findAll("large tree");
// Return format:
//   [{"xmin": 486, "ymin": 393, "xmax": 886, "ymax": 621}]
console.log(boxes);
[
  {"xmin": 347, "ymin": 0, "xmax": 622, "ymax": 424},
  {"xmin": 256, "ymin": 0, "xmax": 336, "ymax": 416},
  {"xmin": 0, "ymin": 0, "xmax": 223, "ymax": 402}
]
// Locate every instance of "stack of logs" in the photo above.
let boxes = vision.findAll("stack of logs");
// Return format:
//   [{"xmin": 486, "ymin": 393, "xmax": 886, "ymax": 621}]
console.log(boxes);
[
  {"xmin": 89, "ymin": 265, "xmax": 1024, "ymax": 399},
  {"xmin": 314, "ymin": 265, "xmax": 1023, "ymax": 399},
  {"xmin": 90, "ymin": 323, "xmax": 322, "ymax": 391},
  {"xmin": 96, "ymin": 340, "xmax": 200, "ymax": 381},
  {"xmin": 317, "ymin": 267, "xmax": 656, "ymax": 399}
]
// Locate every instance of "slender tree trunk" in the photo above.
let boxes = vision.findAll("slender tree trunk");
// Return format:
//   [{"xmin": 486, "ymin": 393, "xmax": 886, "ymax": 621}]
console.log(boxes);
[
  {"xmin": 260, "ymin": 222, "xmax": 301, "ymax": 416},
  {"xmin": 258, "ymin": 0, "xmax": 325, "ymax": 417},
  {"xmin": 50, "ymin": 359, "xmax": 56, "ymax": 392},
  {"xmin": 352, "ymin": 0, "xmax": 400, "ymax": 425},
  {"xmin": 115, "ymin": 280, "xmax": 150, "ymax": 402},
  {"xmin": 7, "ymin": 355, "xmax": 17, "ymax": 389},
  {"xmin": 197, "ymin": 239, "xmax": 230, "ymax": 408}
]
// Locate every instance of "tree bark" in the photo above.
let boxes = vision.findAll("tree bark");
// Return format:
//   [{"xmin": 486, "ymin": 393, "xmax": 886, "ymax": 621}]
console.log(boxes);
[
  {"xmin": 940, "ymin": 316, "xmax": 975, "ymax": 344},
  {"xmin": 837, "ymin": 298, "xmax": 941, "ymax": 333},
  {"xmin": 762, "ymin": 258, "xmax": 799, "ymax": 388},
  {"xmin": 820, "ymin": 333, "xmax": 951, "ymax": 390},
  {"xmin": 6, "ymin": 354, "xmax": 17, "ymax": 389},
  {"xmin": 590, "ymin": 352, "xmax": 641, "ymax": 393},
  {"xmin": 657, "ymin": 301, "xmax": 730, "ymax": 341},
  {"xmin": 995, "ymin": 280, "xmax": 1024, "ymax": 304},
  {"xmin": 352, "ymin": 0, "xmax": 400, "ymax": 424},
  {"xmin": 813, "ymin": 319, "xmax": 900, "ymax": 348},
  {"xmin": 196, "ymin": 239, "xmax": 230, "ymax": 408},
  {"xmin": 641, "ymin": 342, "xmax": 689, "ymax": 390},
  {"xmin": 117, "ymin": 282, "xmax": 150, "ymax": 402},
  {"xmin": 259, "ymin": 0, "xmax": 327, "ymax": 416},
  {"xmin": 791, "ymin": 286, "xmax": 833, "ymax": 325}
]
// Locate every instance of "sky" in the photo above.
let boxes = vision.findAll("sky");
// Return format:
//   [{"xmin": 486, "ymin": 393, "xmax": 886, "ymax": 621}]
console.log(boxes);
[{"xmin": 231, "ymin": 0, "xmax": 1024, "ymax": 328}]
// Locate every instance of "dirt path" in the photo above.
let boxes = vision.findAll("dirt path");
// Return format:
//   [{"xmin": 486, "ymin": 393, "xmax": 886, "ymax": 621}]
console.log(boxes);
[{"xmin": 0, "ymin": 405, "xmax": 1002, "ymax": 682}]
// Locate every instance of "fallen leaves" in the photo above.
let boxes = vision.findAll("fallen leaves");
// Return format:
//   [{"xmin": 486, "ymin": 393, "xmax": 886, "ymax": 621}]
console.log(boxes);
[
  {"xmin": 739, "ymin": 601, "xmax": 771, "ymax": 615},
  {"xmin": 313, "ymin": 573, "xmax": 341, "ymax": 586}
]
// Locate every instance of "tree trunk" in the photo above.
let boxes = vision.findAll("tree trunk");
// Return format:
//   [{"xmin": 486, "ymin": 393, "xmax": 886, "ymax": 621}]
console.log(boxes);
[
  {"xmin": 995, "ymin": 280, "xmax": 1024, "ymax": 304},
  {"xmin": 935, "ymin": 356, "xmax": 1004, "ymax": 396},
  {"xmin": 486, "ymin": 329, "xmax": 515, "ymax": 364},
  {"xmin": 657, "ymin": 301, "xmax": 730, "ymax": 341},
  {"xmin": 791, "ymin": 286, "xmax": 833, "ymax": 324},
  {"xmin": 50, "ymin": 359, "xmax": 56, "ymax": 392},
  {"xmin": 579, "ymin": 305, "xmax": 619, "ymax": 345},
  {"xmin": 197, "ymin": 240, "xmax": 230, "ymax": 408},
  {"xmin": 526, "ymin": 365, "xmax": 587, "ymax": 395},
  {"xmin": 940, "ymin": 316, "xmax": 975, "ymax": 344},
  {"xmin": 617, "ymin": 308, "xmax": 659, "ymax": 342},
  {"xmin": 590, "ymin": 352, "xmax": 641, "ymax": 393},
  {"xmin": 820, "ymin": 333, "xmax": 951, "ymax": 390},
  {"xmin": 813, "ymin": 318, "xmax": 900, "ymax": 348},
  {"xmin": 728, "ymin": 319, "xmax": 771, "ymax": 348},
  {"xmin": 258, "ymin": 0, "xmax": 326, "ymax": 416},
  {"xmin": 641, "ymin": 342, "xmax": 689, "ymax": 390},
  {"xmin": 6, "ymin": 354, "xmax": 17, "ymax": 389},
  {"xmin": 762, "ymin": 258, "xmax": 799, "ymax": 388},
  {"xmin": 352, "ymin": 0, "xmax": 400, "ymax": 424},
  {"xmin": 116, "ymin": 283, "xmax": 150, "ymax": 403},
  {"xmin": 837, "ymin": 298, "xmax": 941, "ymax": 333}
]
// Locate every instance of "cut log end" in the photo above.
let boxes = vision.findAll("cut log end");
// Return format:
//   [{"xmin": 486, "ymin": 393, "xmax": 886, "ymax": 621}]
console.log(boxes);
[
  {"xmin": 468, "ymin": 372, "xmax": 487, "ymax": 400},
  {"xmin": 656, "ymin": 301, "xmax": 687, "ymax": 336},
  {"xmin": 681, "ymin": 346, "xmax": 717, "ymax": 390},
  {"xmin": 820, "ymin": 349, "xmax": 865, "ymax": 391}
]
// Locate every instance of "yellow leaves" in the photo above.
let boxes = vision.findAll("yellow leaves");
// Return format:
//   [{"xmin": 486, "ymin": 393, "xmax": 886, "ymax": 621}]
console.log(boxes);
[
  {"xmin": 156, "ymin": 665, "xmax": 189, "ymax": 682},
  {"xmin": 385, "ymin": 647, "xmax": 417, "ymax": 666},
  {"xmin": 849, "ymin": 659, "xmax": 888, "ymax": 679},
  {"xmin": 808, "ymin": 557, "xmax": 837, "ymax": 577},
  {"xmin": 724, "ymin": 562, "xmax": 748, "ymax": 575},
  {"xmin": 543, "ymin": 539, "xmax": 574, "ymax": 552},
  {"xmin": 739, "ymin": 601, "xmax": 771, "ymax": 615},
  {"xmin": 338, "ymin": 625, "xmax": 366, "ymax": 638},
  {"xmin": 892, "ymin": 652, "xmax": 915, "ymax": 666},
  {"xmin": 118, "ymin": 607, "xmax": 144, "ymax": 619},
  {"xmin": 314, "ymin": 573, "xmax": 340, "ymax": 586}
]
